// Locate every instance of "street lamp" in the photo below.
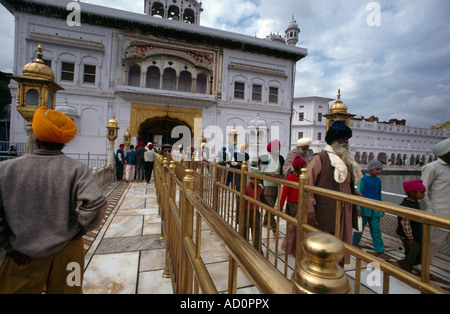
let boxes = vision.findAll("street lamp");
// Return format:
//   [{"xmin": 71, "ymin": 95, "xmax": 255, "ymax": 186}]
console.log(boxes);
[
  {"xmin": 12, "ymin": 44, "xmax": 64, "ymax": 153},
  {"xmin": 228, "ymin": 123, "xmax": 238, "ymax": 148},
  {"xmin": 106, "ymin": 113, "xmax": 119, "ymax": 166}
]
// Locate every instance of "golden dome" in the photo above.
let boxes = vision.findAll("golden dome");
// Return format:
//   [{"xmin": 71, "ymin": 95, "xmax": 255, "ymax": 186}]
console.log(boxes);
[
  {"xmin": 108, "ymin": 113, "xmax": 118, "ymax": 128},
  {"xmin": 329, "ymin": 89, "xmax": 348, "ymax": 113},
  {"xmin": 22, "ymin": 44, "xmax": 55, "ymax": 81}
]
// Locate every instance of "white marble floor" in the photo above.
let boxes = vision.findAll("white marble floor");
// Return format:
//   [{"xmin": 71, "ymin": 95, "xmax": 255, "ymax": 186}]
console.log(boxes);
[
  {"xmin": 83, "ymin": 180, "xmax": 172, "ymax": 294},
  {"xmin": 82, "ymin": 180, "xmax": 449, "ymax": 294},
  {"xmin": 82, "ymin": 180, "xmax": 257, "ymax": 294}
]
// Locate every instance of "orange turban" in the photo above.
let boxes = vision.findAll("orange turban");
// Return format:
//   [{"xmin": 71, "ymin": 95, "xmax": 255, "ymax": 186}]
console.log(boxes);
[{"xmin": 32, "ymin": 107, "xmax": 77, "ymax": 144}]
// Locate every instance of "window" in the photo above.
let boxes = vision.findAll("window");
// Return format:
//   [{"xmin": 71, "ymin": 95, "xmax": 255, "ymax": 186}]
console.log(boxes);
[
  {"xmin": 127, "ymin": 64, "xmax": 141, "ymax": 87},
  {"xmin": 318, "ymin": 113, "xmax": 323, "ymax": 122},
  {"xmin": 61, "ymin": 62, "xmax": 75, "ymax": 81},
  {"xmin": 178, "ymin": 71, "xmax": 192, "ymax": 92},
  {"xmin": 26, "ymin": 89, "xmax": 39, "ymax": 106},
  {"xmin": 252, "ymin": 84, "xmax": 262, "ymax": 101},
  {"xmin": 298, "ymin": 112, "xmax": 304, "ymax": 121},
  {"xmin": 83, "ymin": 64, "xmax": 96, "ymax": 84},
  {"xmin": 146, "ymin": 66, "xmax": 160, "ymax": 89},
  {"xmin": 196, "ymin": 73, "xmax": 207, "ymax": 94},
  {"xmin": 269, "ymin": 87, "xmax": 278, "ymax": 103},
  {"xmin": 317, "ymin": 133, "xmax": 322, "ymax": 141},
  {"xmin": 234, "ymin": 82, "xmax": 245, "ymax": 99},
  {"xmin": 162, "ymin": 68, "xmax": 177, "ymax": 91},
  {"xmin": 298, "ymin": 132, "xmax": 303, "ymax": 140}
]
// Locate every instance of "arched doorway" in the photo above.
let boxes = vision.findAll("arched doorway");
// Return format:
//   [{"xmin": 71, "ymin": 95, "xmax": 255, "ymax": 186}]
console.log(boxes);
[{"xmin": 138, "ymin": 116, "xmax": 192, "ymax": 151}]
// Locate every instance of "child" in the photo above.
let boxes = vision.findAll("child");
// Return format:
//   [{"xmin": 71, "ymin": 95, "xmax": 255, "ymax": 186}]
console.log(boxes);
[
  {"xmin": 394, "ymin": 180, "xmax": 426, "ymax": 273},
  {"xmin": 280, "ymin": 156, "xmax": 307, "ymax": 218},
  {"xmin": 243, "ymin": 170, "xmax": 263, "ymax": 251},
  {"xmin": 352, "ymin": 160, "xmax": 391, "ymax": 260},
  {"xmin": 280, "ymin": 155, "xmax": 306, "ymax": 255}
]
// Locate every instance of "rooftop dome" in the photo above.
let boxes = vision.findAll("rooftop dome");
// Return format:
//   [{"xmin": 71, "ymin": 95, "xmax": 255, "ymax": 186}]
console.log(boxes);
[{"xmin": 22, "ymin": 44, "xmax": 55, "ymax": 81}]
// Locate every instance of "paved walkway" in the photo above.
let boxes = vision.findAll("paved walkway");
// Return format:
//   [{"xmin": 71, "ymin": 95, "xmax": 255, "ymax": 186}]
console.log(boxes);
[
  {"xmin": 82, "ymin": 180, "xmax": 258, "ymax": 294},
  {"xmin": 82, "ymin": 180, "xmax": 172, "ymax": 294},
  {"xmin": 81, "ymin": 180, "xmax": 449, "ymax": 294}
]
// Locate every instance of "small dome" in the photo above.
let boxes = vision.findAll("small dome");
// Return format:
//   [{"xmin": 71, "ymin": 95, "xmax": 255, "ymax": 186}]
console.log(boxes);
[
  {"xmin": 108, "ymin": 113, "xmax": 118, "ymax": 128},
  {"xmin": 22, "ymin": 44, "xmax": 55, "ymax": 81},
  {"xmin": 287, "ymin": 18, "xmax": 300, "ymax": 31},
  {"xmin": 248, "ymin": 114, "xmax": 268, "ymax": 127},
  {"xmin": 330, "ymin": 89, "xmax": 348, "ymax": 113},
  {"xmin": 55, "ymin": 98, "xmax": 79, "ymax": 117}
]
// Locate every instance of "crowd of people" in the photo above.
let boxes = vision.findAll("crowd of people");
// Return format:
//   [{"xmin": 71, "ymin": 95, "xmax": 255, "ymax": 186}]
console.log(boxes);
[
  {"xmin": 0, "ymin": 109, "xmax": 448, "ymax": 293},
  {"xmin": 199, "ymin": 121, "xmax": 450, "ymax": 272},
  {"xmin": 115, "ymin": 141, "xmax": 156, "ymax": 184}
]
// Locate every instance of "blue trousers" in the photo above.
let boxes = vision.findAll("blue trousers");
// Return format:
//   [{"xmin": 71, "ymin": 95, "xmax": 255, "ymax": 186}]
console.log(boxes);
[{"xmin": 353, "ymin": 215, "xmax": 385, "ymax": 253}]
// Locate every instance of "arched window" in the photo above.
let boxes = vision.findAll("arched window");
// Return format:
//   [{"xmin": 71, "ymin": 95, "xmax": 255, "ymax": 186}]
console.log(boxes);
[
  {"xmin": 196, "ymin": 73, "xmax": 207, "ymax": 94},
  {"xmin": 162, "ymin": 68, "xmax": 177, "ymax": 91},
  {"xmin": 128, "ymin": 64, "xmax": 141, "ymax": 87},
  {"xmin": 183, "ymin": 9, "xmax": 195, "ymax": 24},
  {"xmin": 152, "ymin": 2, "xmax": 164, "ymax": 18},
  {"xmin": 168, "ymin": 5, "xmax": 180, "ymax": 21},
  {"xmin": 178, "ymin": 71, "xmax": 192, "ymax": 92},
  {"xmin": 26, "ymin": 89, "xmax": 39, "ymax": 106},
  {"xmin": 146, "ymin": 66, "xmax": 160, "ymax": 89}
]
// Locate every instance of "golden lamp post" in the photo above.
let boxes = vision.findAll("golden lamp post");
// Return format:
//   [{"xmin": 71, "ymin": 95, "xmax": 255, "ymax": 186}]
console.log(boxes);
[
  {"xmin": 12, "ymin": 44, "xmax": 64, "ymax": 154},
  {"xmin": 323, "ymin": 89, "xmax": 355, "ymax": 131},
  {"xmin": 228, "ymin": 123, "xmax": 238, "ymax": 148},
  {"xmin": 106, "ymin": 113, "xmax": 119, "ymax": 167},
  {"xmin": 124, "ymin": 128, "xmax": 131, "ymax": 153}
]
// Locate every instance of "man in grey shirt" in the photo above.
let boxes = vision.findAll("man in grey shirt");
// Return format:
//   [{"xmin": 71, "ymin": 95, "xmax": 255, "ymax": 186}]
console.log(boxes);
[
  {"xmin": 0, "ymin": 107, "xmax": 107, "ymax": 294},
  {"xmin": 421, "ymin": 138, "xmax": 450, "ymax": 259}
]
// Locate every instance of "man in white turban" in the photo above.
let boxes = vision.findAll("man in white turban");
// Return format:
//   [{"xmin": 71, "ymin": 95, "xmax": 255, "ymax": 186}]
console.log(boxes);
[
  {"xmin": 421, "ymin": 138, "xmax": 450, "ymax": 260},
  {"xmin": 283, "ymin": 137, "xmax": 314, "ymax": 178}
]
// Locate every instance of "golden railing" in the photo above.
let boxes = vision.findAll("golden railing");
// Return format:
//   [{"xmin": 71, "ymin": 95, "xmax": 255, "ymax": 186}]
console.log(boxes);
[{"xmin": 154, "ymin": 154, "xmax": 450, "ymax": 294}]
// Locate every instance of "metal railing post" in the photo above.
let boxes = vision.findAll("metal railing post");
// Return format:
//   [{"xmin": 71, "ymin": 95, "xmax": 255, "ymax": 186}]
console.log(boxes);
[
  {"xmin": 180, "ymin": 169, "xmax": 195, "ymax": 294},
  {"xmin": 292, "ymin": 232, "xmax": 351, "ymax": 294},
  {"xmin": 296, "ymin": 168, "xmax": 309, "ymax": 268}
]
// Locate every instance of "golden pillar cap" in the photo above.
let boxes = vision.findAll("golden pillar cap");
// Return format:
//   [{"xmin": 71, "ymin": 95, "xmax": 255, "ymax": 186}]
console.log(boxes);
[{"xmin": 293, "ymin": 232, "xmax": 351, "ymax": 294}]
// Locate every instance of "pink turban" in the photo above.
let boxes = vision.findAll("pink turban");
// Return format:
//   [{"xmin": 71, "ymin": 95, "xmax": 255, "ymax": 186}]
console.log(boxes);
[
  {"xmin": 267, "ymin": 140, "xmax": 280, "ymax": 152},
  {"xmin": 403, "ymin": 180, "xmax": 426, "ymax": 193}
]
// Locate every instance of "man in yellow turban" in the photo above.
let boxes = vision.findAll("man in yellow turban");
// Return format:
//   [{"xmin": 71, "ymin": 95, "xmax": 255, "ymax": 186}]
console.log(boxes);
[
  {"xmin": 0, "ymin": 107, "xmax": 107, "ymax": 294},
  {"xmin": 32, "ymin": 106, "xmax": 77, "ymax": 147}
]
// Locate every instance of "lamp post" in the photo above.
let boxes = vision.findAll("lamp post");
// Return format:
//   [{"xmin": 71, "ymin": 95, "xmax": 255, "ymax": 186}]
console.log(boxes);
[
  {"xmin": 124, "ymin": 128, "xmax": 131, "ymax": 154},
  {"xmin": 106, "ymin": 113, "xmax": 119, "ymax": 166},
  {"xmin": 228, "ymin": 123, "xmax": 238, "ymax": 148},
  {"xmin": 12, "ymin": 44, "xmax": 64, "ymax": 154},
  {"xmin": 323, "ymin": 89, "xmax": 355, "ymax": 131}
]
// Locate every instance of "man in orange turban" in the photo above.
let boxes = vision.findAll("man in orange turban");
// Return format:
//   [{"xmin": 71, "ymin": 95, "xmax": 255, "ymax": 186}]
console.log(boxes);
[
  {"xmin": 32, "ymin": 107, "xmax": 77, "ymax": 145},
  {"xmin": 0, "ymin": 107, "xmax": 107, "ymax": 294}
]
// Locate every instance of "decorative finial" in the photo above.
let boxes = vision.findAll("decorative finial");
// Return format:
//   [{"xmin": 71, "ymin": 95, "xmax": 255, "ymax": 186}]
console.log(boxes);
[
  {"xmin": 337, "ymin": 89, "xmax": 341, "ymax": 101},
  {"xmin": 36, "ymin": 44, "xmax": 44, "ymax": 63}
]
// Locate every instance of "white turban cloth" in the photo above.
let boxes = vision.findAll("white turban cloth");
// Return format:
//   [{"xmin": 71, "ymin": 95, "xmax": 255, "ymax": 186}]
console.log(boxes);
[
  {"xmin": 297, "ymin": 138, "xmax": 312, "ymax": 147},
  {"xmin": 433, "ymin": 138, "xmax": 450, "ymax": 157}
]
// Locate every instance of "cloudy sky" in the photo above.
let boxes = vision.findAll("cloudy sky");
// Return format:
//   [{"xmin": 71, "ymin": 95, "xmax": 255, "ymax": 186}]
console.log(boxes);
[{"xmin": 1, "ymin": 0, "xmax": 449, "ymax": 128}]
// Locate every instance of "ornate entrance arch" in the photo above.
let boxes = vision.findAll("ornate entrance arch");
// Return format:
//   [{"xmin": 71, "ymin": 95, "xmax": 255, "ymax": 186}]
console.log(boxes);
[
  {"xmin": 138, "ymin": 116, "xmax": 192, "ymax": 146},
  {"xmin": 130, "ymin": 103, "xmax": 202, "ymax": 148}
]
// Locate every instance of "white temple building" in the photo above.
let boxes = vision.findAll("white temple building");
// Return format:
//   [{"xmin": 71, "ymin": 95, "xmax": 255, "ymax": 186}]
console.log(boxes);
[
  {"xmin": 1, "ymin": 0, "xmax": 307, "ymax": 160},
  {"xmin": 291, "ymin": 93, "xmax": 450, "ymax": 165}
]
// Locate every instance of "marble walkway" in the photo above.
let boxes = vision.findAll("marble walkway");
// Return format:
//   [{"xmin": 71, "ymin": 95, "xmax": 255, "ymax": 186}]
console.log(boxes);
[
  {"xmin": 81, "ymin": 180, "xmax": 450, "ymax": 294},
  {"xmin": 82, "ymin": 179, "xmax": 259, "ymax": 294}
]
